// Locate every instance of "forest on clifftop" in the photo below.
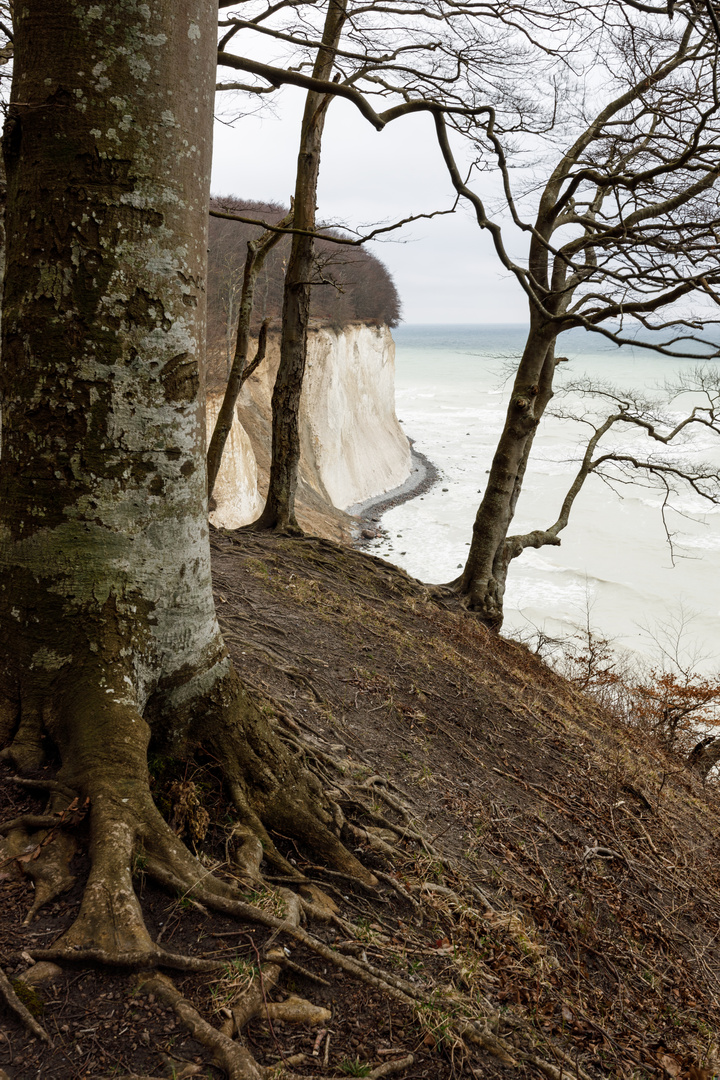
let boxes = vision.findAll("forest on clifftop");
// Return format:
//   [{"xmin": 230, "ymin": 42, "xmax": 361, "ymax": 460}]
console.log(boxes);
[{"xmin": 207, "ymin": 197, "xmax": 402, "ymax": 364}]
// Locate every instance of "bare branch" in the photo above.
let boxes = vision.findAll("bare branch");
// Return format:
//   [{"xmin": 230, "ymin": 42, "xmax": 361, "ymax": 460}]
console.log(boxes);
[
  {"xmin": 208, "ymin": 203, "xmax": 459, "ymax": 245},
  {"xmin": 216, "ymin": 51, "xmax": 500, "ymax": 130},
  {"xmin": 504, "ymin": 378, "xmax": 720, "ymax": 570}
]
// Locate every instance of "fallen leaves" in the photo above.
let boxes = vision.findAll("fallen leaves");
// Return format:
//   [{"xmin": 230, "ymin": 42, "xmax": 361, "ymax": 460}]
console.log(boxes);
[{"xmin": 660, "ymin": 1053, "xmax": 681, "ymax": 1077}]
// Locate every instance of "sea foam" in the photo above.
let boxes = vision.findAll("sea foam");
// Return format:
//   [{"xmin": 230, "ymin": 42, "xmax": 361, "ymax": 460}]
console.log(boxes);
[{"xmin": 367, "ymin": 325, "xmax": 720, "ymax": 669}]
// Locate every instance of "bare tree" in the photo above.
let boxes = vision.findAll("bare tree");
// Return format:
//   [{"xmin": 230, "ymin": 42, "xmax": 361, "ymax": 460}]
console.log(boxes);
[
  {"xmin": 207, "ymin": 198, "xmax": 291, "ymax": 352},
  {"xmin": 509, "ymin": 369, "xmax": 720, "ymax": 568},
  {"xmin": 434, "ymin": 17, "xmax": 720, "ymax": 627},
  {"xmin": 205, "ymin": 195, "xmax": 405, "ymax": 497},
  {"xmin": 214, "ymin": 4, "xmax": 720, "ymax": 597},
  {"xmin": 206, "ymin": 207, "xmax": 293, "ymax": 503},
  {"xmin": 240, "ymin": 0, "xmax": 350, "ymax": 533},
  {"xmin": 215, "ymin": 0, "xmax": 575, "ymax": 532},
  {"xmin": 212, "ymin": 221, "xmax": 250, "ymax": 377}
]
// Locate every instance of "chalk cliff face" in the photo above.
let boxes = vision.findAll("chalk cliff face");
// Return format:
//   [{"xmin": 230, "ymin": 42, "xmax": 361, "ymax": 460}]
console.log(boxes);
[
  {"xmin": 301, "ymin": 324, "xmax": 411, "ymax": 509},
  {"xmin": 206, "ymin": 393, "xmax": 261, "ymax": 530},
  {"xmin": 206, "ymin": 323, "xmax": 410, "ymax": 537}
]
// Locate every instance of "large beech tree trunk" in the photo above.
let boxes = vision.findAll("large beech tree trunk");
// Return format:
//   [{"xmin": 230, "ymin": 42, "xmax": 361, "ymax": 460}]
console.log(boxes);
[
  {"xmin": 455, "ymin": 317, "xmax": 559, "ymax": 628},
  {"xmin": 0, "ymin": 0, "xmax": 368, "ymax": 963},
  {"xmin": 253, "ymin": 0, "xmax": 347, "ymax": 533}
]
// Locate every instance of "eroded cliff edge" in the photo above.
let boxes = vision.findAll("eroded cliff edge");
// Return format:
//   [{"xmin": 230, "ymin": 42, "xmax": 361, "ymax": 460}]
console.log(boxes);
[{"xmin": 206, "ymin": 322, "xmax": 411, "ymax": 540}]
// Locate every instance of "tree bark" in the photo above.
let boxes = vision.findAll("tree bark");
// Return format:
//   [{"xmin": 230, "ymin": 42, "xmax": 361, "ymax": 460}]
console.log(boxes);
[
  {"xmin": 0, "ymin": 0, "xmax": 369, "ymax": 961},
  {"xmin": 687, "ymin": 737, "xmax": 720, "ymax": 780},
  {"xmin": 252, "ymin": 0, "xmax": 347, "ymax": 533},
  {"xmin": 456, "ymin": 317, "xmax": 558, "ymax": 628}
]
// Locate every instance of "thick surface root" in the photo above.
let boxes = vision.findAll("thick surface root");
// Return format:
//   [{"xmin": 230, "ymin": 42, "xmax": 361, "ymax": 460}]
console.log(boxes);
[
  {"xmin": 138, "ymin": 972, "xmax": 265, "ymax": 1080},
  {"xmin": 4, "ymin": 749, "xmax": 604, "ymax": 1080},
  {"xmin": 187, "ymin": 668, "xmax": 377, "ymax": 888},
  {"xmin": 21, "ymin": 831, "xmax": 76, "ymax": 923},
  {"xmin": 133, "ymin": 883, "xmax": 329, "ymax": 1080},
  {"xmin": 1, "ymin": 656, "xmax": 375, "ymax": 979},
  {"xmin": 0, "ymin": 812, "xmax": 79, "ymax": 923},
  {"xmin": 1, "ymin": 631, "xmax": 610, "ymax": 1080},
  {"xmin": 274, "ymin": 1058, "xmax": 415, "ymax": 1080}
]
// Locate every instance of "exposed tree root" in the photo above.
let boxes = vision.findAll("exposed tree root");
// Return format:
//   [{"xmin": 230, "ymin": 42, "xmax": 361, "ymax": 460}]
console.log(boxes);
[
  {"xmin": 239, "ymin": 515, "xmax": 306, "ymax": 538},
  {"xmin": 0, "ymin": 791, "xmax": 89, "ymax": 920},
  {"xmin": 226, "ymin": 822, "xmax": 264, "ymax": 882},
  {"xmin": 21, "ymin": 830, "xmax": 77, "ymax": 923},
  {"xmin": 350, "ymin": 776, "xmax": 500, "ymax": 914},
  {"xmin": 0, "ymin": 813, "xmax": 66, "ymax": 833},
  {"xmin": 1, "ymin": 658, "xmax": 379, "ymax": 984},
  {"xmin": 266, "ymin": 1056, "xmax": 415, "ymax": 1080},
  {"xmin": 11, "ymin": 775, "xmax": 78, "ymax": 799},
  {"xmin": 366, "ymin": 1057, "xmax": 414, "ymax": 1079},
  {"xmin": 221, "ymin": 941, "xmax": 330, "ymax": 1039},
  {"xmin": 265, "ymin": 995, "xmax": 331, "ymax": 1026},
  {"xmin": 138, "ymin": 971, "xmax": 265, "ymax": 1080},
  {"xmin": 14, "ymin": 760, "xmax": 602, "ymax": 1080},
  {"xmin": 292, "ymin": 864, "xmax": 383, "ymax": 899},
  {"xmin": 1, "ymin": 819, "xmax": 77, "ymax": 924},
  {"xmin": 154, "ymin": 730, "xmax": 595, "ymax": 1078},
  {"xmin": 272, "ymin": 950, "xmax": 332, "ymax": 987},
  {"xmin": 202, "ymin": 742, "xmax": 610, "ymax": 1078},
  {"xmin": 261, "ymin": 743, "xmax": 602, "ymax": 1078},
  {"xmin": 140, "ymin": 859, "xmax": 422, "ymax": 1006},
  {"xmin": 0, "ymin": 966, "xmax": 53, "ymax": 1045},
  {"xmin": 31, "ymin": 945, "xmax": 222, "ymax": 971},
  {"xmin": 131, "ymin": 880, "xmax": 336, "ymax": 1080},
  {"xmin": 0, "ymin": 705, "xmax": 45, "ymax": 774},
  {"xmin": 2, "ymin": 661, "xmax": 607, "ymax": 1080},
  {"xmin": 186, "ymin": 671, "xmax": 377, "ymax": 889}
]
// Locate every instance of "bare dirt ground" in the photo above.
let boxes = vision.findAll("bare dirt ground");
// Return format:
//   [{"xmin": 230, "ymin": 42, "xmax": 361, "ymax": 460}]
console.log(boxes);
[{"xmin": 2, "ymin": 529, "xmax": 720, "ymax": 1079}]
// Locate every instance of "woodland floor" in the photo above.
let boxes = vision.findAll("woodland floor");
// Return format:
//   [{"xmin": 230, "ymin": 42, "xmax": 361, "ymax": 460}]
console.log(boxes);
[{"xmin": 2, "ymin": 529, "xmax": 720, "ymax": 1079}]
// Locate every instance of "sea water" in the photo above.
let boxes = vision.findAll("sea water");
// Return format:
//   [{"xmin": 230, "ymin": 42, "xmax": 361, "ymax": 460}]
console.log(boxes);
[{"xmin": 365, "ymin": 324, "xmax": 720, "ymax": 669}]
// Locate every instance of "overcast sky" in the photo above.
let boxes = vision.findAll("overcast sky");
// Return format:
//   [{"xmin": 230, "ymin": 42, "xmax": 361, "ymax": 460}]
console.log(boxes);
[{"xmin": 211, "ymin": 87, "xmax": 527, "ymax": 325}]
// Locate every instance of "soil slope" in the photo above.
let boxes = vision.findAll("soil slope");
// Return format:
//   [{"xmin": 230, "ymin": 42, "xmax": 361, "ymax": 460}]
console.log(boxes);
[{"xmin": 2, "ymin": 531, "xmax": 719, "ymax": 1080}]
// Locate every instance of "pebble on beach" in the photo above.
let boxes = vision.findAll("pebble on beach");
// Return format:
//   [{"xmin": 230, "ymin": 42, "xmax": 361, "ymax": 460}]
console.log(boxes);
[{"xmin": 352, "ymin": 445, "xmax": 440, "ymax": 552}]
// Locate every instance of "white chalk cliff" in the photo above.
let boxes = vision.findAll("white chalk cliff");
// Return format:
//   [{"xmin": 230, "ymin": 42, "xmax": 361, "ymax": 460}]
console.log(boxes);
[
  {"xmin": 205, "ymin": 393, "xmax": 262, "ymax": 530},
  {"xmin": 207, "ymin": 323, "xmax": 410, "ymax": 535}
]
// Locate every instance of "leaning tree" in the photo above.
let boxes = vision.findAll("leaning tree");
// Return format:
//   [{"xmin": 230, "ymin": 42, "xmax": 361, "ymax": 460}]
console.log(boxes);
[
  {"xmin": 214, "ymin": 0, "xmax": 574, "ymax": 531},
  {"xmin": 435, "ymin": 16, "xmax": 720, "ymax": 628},
  {"xmin": 0, "ymin": 0, "xmax": 373, "ymax": 969}
]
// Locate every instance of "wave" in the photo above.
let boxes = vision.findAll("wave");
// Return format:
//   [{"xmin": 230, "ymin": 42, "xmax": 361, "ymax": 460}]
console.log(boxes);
[{"xmin": 386, "ymin": 326, "xmax": 720, "ymax": 658}]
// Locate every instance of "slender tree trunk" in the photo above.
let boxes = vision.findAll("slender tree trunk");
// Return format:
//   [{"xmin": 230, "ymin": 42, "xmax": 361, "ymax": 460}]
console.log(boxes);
[
  {"xmin": 687, "ymin": 737, "xmax": 720, "ymax": 779},
  {"xmin": 456, "ymin": 319, "xmax": 558, "ymax": 628},
  {"xmin": 0, "ymin": 0, "xmax": 369, "ymax": 962},
  {"xmin": 253, "ymin": 0, "xmax": 347, "ymax": 533},
  {"xmin": 207, "ymin": 210, "xmax": 292, "ymax": 501},
  {"xmin": 226, "ymin": 286, "xmax": 236, "ymax": 378}
]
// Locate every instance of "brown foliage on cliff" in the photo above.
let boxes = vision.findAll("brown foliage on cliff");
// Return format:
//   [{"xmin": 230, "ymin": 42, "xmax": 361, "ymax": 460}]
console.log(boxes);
[{"xmin": 208, "ymin": 196, "xmax": 402, "ymax": 374}]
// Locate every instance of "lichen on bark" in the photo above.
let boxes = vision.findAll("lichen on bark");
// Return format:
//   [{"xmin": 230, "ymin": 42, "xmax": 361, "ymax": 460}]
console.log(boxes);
[{"xmin": 0, "ymin": 0, "xmax": 368, "ymax": 964}]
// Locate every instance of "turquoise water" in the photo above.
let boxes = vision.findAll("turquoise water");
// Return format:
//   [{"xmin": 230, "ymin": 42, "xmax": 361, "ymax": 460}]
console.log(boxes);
[{"xmin": 368, "ymin": 324, "xmax": 720, "ymax": 667}]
